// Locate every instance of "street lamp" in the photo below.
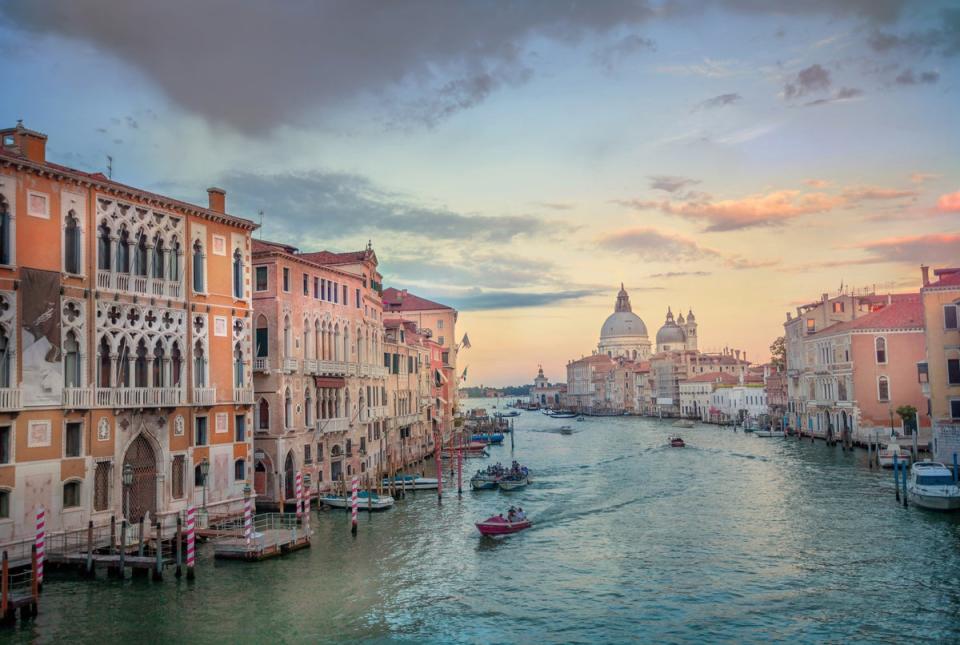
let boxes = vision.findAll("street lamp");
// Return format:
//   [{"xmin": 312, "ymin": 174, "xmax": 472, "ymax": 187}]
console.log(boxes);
[
  {"xmin": 200, "ymin": 457, "xmax": 210, "ymax": 512},
  {"xmin": 122, "ymin": 463, "xmax": 134, "ymax": 520}
]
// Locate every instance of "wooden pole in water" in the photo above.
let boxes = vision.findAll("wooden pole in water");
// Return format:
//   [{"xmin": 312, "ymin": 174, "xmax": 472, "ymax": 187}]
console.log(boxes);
[
  {"xmin": 29, "ymin": 545, "xmax": 38, "ymax": 616},
  {"xmin": 110, "ymin": 515, "xmax": 116, "ymax": 555},
  {"xmin": 86, "ymin": 520, "xmax": 94, "ymax": 577},
  {"xmin": 893, "ymin": 453, "xmax": 900, "ymax": 502},
  {"xmin": 118, "ymin": 520, "xmax": 127, "ymax": 577},
  {"xmin": 901, "ymin": 459, "xmax": 909, "ymax": 508},
  {"xmin": 153, "ymin": 520, "xmax": 163, "ymax": 581},
  {"xmin": 138, "ymin": 516, "xmax": 145, "ymax": 557},
  {"xmin": 954, "ymin": 452, "xmax": 958, "ymax": 483},
  {"xmin": 350, "ymin": 476, "xmax": 358, "ymax": 536},
  {"xmin": 457, "ymin": 444, "xmax": 463, "ymax": 497},
  {"xmin": 2, "ymin": 550, "xmax": 8, "ymax": 619},
  {"xmin": 175, "ymin": 515, "xmax": 183, "ymax": 578},
  {"xmin": 435, "ymin": 432, "xmax": 443, "ymax": 505}
]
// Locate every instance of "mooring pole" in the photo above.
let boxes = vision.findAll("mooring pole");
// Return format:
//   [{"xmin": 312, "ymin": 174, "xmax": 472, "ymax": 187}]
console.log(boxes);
[
  {"xmin": 893, "ymin": 453, "xmax": 900, "ymax": 502},
  {"xmin": 351, "ymin": 476, "xmax": 358, "ymax": 536},
  {"xmin": 110, "ymin": 515, "xmax": 117, "ymax": 556},
  {"xmin": 138, "ymin": 516, "xmax": 145, "ymax": 557},
  {"xmin": 954, "ymin": 453, "xmax": 958, "ymax": 483},
  {"xmin": 901, "ymin": 460, "xmax": 909, "ymax": 508},
  {"xmin": 186, "ymin": 506, "xmax": 196, "ymax": 581},
  {"xmin": 117, "ymin": 520, "xmax": 127, "ymax": 578},
  {"xmin": 1, "ymin": 550, "xmax": 8, "ymax": 619},
  {"xmin": 175, "ymin": 515, "xmax": 183, "ymax": 578},
  {"xmin": 153, "ymin": 521, "xmax": 163, "ymax": 581},
  {"xmin": 86, "ymin": 520, "xmax": 94, "ymax": 577}
]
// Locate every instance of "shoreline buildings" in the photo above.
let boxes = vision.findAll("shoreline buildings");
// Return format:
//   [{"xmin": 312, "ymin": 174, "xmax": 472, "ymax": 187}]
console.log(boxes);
[{"xmin": 920, "ymin": 266, "xmax": 960, "ymax": 461}]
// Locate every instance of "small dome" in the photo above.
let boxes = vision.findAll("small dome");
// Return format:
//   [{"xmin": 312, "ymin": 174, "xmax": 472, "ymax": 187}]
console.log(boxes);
[
  {"xmin": 687, "ymin": 308, "xmax": 696, "ymax": 322},
  {"xmin": 601, "ymin": 311, "xmax": 648, "ymax": 339},
  {"xmin": 656, "ymin": 323, "xmax": 686, "ymax": 345}
]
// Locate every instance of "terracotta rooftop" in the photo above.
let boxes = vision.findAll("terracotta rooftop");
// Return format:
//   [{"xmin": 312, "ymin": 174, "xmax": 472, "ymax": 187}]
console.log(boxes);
[
  {"xmin": 685, "ymin": 372, "xmax": 739, "ymax": 384},
  {"xmin": 300, "ymin": 250, "xmax": 370, "ymax": 266},
  {"xmin": 816, "ymin": 299, "xmax": 924, "ymax": 335},
  {"xmin": 927, "ymin": 268, "xmax": 960, "ymax": 288},
  {"xmin": 382, "ymin": 287, "xmax": 454, "ymax": 312},
  {"xmin": 252, "ymin": 239, "xmax": 298, "ymax": 255}
]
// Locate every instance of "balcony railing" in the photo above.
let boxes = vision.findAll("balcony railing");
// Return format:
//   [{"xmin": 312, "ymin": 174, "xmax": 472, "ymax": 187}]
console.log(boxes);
[
  {"xmin": 62, "ymin": 387, "xmax": 94, "ymax": 408},
  {"xmin": 304, "ymin": 359, "xmax": 318, "ymax": 375},
  {"xmin": 0, "ymin": 388, "xmax": 21, "ymax": 411},
  {"xmin": 282, "ymin": 358, "xmax": 298, "ymax": 373},
  {"xmin": 316, "ymin": 360, "xmax": 349, "ymax": 376},
  {"xmin": 193, "ymin": 387, "xmax": 216, "ymax": 406},
  {"xmin": 233, "ymin": 387, "xmax": 254, "ymax": 405},
  {"xmin": 96, "ymin": 387, "xmax": 184, "ymax": 408},
  {"xmin": 393, "ymin": 412, "xmax": 421, "ymax": 427},
  {"xmin": 254, "ymin": 357, "xmax": 269, "ymax": 373},
  {"xmin": 96, "ymin": 269, "xmax": 184, "ymax": 300},
  {"xmin": 317, "ymin": 417, "xmax": 349, "ymax": 434}
]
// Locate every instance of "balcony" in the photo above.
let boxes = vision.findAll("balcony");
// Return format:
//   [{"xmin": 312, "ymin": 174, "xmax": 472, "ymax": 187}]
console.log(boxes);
[
  {"xmin": 371, "ymin": 405, "xmax": 388, "ymax": 420},
  {"xmin": 316, "ymin": 360, "xmax": 349, "ymax": 376},
  {"xmin": 96, "ymin": 269, "xmax": 184, "ymax": 300},
  {"xmin": 282, "ymin": 358, "xmax": 298, "ymax": 373},
  {"xmin": 0, "ymin": 388, "xmax": 21, "ymax": 412},
  {"xmin": 254, "ymin": 357, "xmax": 269, "ymax": 373},
  {"xmin": 96, "ymin": 387, "xmax": 184, "ymax": 408},
  {"xmin": 393, "ymin": 412, "xmax": 421, "ymax": 427},
  {"xmin": 62, "ymin": 387, "xmax": 94, "ymax": 408},
  {"xmin": 304, "ymin": 359, "xmax": 318, "ymax": 375},
  {"xmin": 193, "ymin": 387, "xmax": 216, "ymax": 406},
  {"xmin": 317, "ymin": 417, "xmax": 349, "ymax": 434},
  {"xmin": 233, "ymin": 387, "xmax": 254, "ymax": 405}
]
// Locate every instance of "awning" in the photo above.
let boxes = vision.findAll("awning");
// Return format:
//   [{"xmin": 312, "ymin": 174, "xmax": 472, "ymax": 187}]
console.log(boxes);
[{"xmin": 314, "ymin": 376, "xmax": 346, "ymax": 388}]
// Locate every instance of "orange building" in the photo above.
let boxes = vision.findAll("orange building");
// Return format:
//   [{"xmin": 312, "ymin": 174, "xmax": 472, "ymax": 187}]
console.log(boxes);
[{"xmin": 0, "ymin": 122, "xmax": 257, "ymax": 542}]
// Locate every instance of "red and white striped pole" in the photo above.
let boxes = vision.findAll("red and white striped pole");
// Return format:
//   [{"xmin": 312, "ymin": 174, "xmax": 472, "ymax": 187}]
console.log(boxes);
[
  {"xmin": 185, "ymin": 506, "xmax": 196, "ymax": 580},
  {"xmin": 295, "ymin": 472, "xmax": 303, "ymax": 520},
  {"xmin": 350, "ymin": 476, "xmax": 358, "ymax": 535},
  {"xmin": 243, "ymin": 494, "xmax": 253, "ymax": 548},
  {"xmin": 35, "ymin": 506, "xmax": 45, "ymax": 588}
]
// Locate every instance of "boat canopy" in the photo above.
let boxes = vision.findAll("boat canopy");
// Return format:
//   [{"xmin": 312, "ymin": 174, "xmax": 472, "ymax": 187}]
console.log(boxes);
[{"xmin": 916, "ymin": 475, "xmax": 956, "ymax": 486}]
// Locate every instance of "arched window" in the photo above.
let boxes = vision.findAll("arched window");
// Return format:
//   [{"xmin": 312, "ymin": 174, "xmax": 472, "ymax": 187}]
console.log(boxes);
[
  {"xmin": 234, "ymin": 459, "xmax": 246, "ymax": 482},
  {"xmin": 234, "ymin": 342, "xmax": 244, "ymax": 387},
  {"xmin": 63, "ymin": 481, "xmax": 81, "ymax": 508},
  {"xmin": 875, "ymin": 337, "xmax": 887, "ymax": 364},
  {"xmin": 0, "ymin": 196, "xmax": 10, "ymax": 266},
  {"xmin": 0, "ymin": 327, "xmax": 11, "ymax": 388},
  {"xmin": 64, "ymin": 211, "xmax": 81, "ymax": 274},
  {"xmin": 171, "ymin": 342, "xmax": 182, "ymax": 387},
  {"xmin": 878, "ymin": 376, "xmax": 890, "ymax": 402},
  {"xmin": 97, "ymin": 222, "xmax": 111, "ymax": 272},
  {"xmin": 284, "ymin": 388, "xmax": 293, "ymax": 428},
  {"xmin": 192, "ymin": 240, "xmax": 205, "ymax": 293},
  {"xmin": 305, "ymin": 388, "xmax": 313, "ymax": 426},
  {"xmin": 303, "ymin": 319, "xmax": 310, "ymax": 360},
  {"xmin": 170, "ymin": 237, "xmax": 181, "ymax": 282},
  {"xmin": 258, "ymin": 398, "xmax": 270, "ymax": 430},
  {"xmin": 315, "ymin": 321, "xmax": 322, "ymax": 361},
  {"xmin": 64, "ymin": 331, "xmax": 81, "ymax": 387},
  {"xmin": 255, "ymin": 315, "xmax": 269, "ymax": 359},
  {"xmin": 134, "ymin": 231, "xmax": 148, "ymax": 276},
  {"xmin": 153, "ymin": 341, "xmax": 165, "ymax": 387},
  {"xmin": 283, "ymin": 316, "xmax": 292, "ymax": 357},
  {"xmin": 134, "ymin": 339, "xmax": 148, "ymax": 387},
  {"xmin": 153, "ymin": 236, "xmax": 165, "ymax": 280},
  {"xmin": 194, "ymin": 341, "xmax": 206, "ymax": 387},
  {"xmin": 117, "ymin": 228, "xmax": 130, "ymax": 274},
  {"xmin": 97, "ymin": 336, "xmax": 111, "ymax": 387},
  {"xmin": 232, "ymin": 248, "xmax": 243, "ymax": 299}
]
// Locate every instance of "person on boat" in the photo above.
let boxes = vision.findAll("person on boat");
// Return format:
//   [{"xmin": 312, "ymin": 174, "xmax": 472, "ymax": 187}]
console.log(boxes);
[{"xmin": 516, "ymin": 508, "xmax": 525, "ymax": 521}]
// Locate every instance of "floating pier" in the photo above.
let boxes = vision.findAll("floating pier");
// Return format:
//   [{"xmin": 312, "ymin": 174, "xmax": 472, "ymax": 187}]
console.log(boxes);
[{"xmin": 212, "ymin": 513, "xmax": 311, "ymax": 561}]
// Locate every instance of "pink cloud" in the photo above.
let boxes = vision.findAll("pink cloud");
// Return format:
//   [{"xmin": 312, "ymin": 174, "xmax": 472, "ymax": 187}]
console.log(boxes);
[
  {"xmin": 853, "ymin": 232, "xmax": 960, "ymax": 264},
  {"xmin": 936, "ymin": 190, "xmax": 960, "ymax": 212}
]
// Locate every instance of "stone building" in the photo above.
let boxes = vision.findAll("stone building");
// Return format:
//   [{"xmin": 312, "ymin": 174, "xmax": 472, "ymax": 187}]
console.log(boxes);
[
  {"xmin": 529, "ymin": 365, "xmax": 565, "ymax": 409},
  {"xmin": 920, "ymin": 266, "xmax": 960, "ymax": 461},
  {"xmin": 598, "ymin": 285, "xmax": 652, "ymax": 360}
]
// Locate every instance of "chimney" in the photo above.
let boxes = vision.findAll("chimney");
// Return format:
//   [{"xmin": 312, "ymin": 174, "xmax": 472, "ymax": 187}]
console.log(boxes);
[
  {"xmin": 207, "ymin": 187, "xmax": 226, "ymax": 213},
  {"xmin": 3, "ymin": 121, "xmax": 47, "ymax": 164},
  {"xmin": 921, "ymin": 265, "xmax": 930, "ymax": 287}
]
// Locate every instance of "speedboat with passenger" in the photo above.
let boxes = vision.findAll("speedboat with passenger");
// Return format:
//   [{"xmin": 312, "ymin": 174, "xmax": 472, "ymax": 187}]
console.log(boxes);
[
  {"xmin": 668, "ymin": 436, "xmax": 686, "ymax": 448},
  {"xmin": 907, "ymin": 462, "xmax": 960, "ymax": 510},
  {"xmin": 476, "ymin": 513, "xmax": 532, "ymax": 536}
]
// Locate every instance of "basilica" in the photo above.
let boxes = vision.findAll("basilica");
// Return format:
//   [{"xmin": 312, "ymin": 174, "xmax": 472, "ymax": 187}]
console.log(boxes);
[{"xmin": 597, "ymin": 284, "xmax": 697, "ymax": 359}]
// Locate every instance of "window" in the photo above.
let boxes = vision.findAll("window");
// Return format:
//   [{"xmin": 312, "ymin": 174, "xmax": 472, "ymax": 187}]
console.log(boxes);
[
  {"xmin": 192, "ymin": 240, "xmax": 205, "ymax": 293},
  {"xmin": 194, "ymin": 341, "xmax": 206, "ymax": 387},
  {"xmin": 438, "ymin": 336, "xmax": 444, "ymax": 346},
  {"xmin": 234, "ymin": 459, "xmax": 246, "ymax": 481},
  {"xmin": 304, "ymin": 444, "xmax": 312, "ymax": 464},
  {"xmin": 171, "ymin": 455, "xmax": 185, "ymax": 499},
  {"xmin": 233, "ymin": 249, "xmax": 244, "ymax": 299},
  {"xmin": 64, "ymin": 331, "xmax": 81, "ymax": 388},
  {"xmin": 0, "ymin": 490, "xmax": 9, "ymax": 519},
  {"xmin": 194, "ymin": 464, "xmax": 205, "ymax": 486},
  {"xmin": 878, "ymin": 376, "xmax": 890, "ymax": 402},
  {"xmin": 170, "ymin": 238, "xmax": 181, "ymax": 282},
  {"xmin": 97, "ymin": 223, "xmax": 111, "ymax": 271},
  {"xmin": 282, "ymin": 267, "xmax": 290, "ymax": 292},
  {"xmin": 63, "ymin": 481, "xmax": 81, "ymax": 508},
  {"xmin": 284, "ymin": 389, "xmax": 293, "ymax": 428},
  {"xmin": 0, "ymin": 196, "xmax": 10, "ymax": 265},
  {"xmin": 875, "ymin": 337, "xmax": 887, "ymax": 364},
  {"xmin": 234, "ymin": 342, "xmax": 244, "ymax": 387},
  {"xmin": 949, "ymin": 358, "xmax": 960, "ymax": 385},
  {"xmin": 255, "ymin": 266, "xmax": 268, "ymax": 291},
  {"xmin": 806, "ymin": 319, "xmax": 816, "ymax": 333},
  {"xmin": 65, "ymin": 422, "xmax": 82, "ymax": 457},
  {"xmin": 0, "ymin": 425, "xmax": 10, "ymax": 464},
  {"xmin": 951, "ymin": 400, "xmax": 960, "ymax": 420},
  {"xmin": 314, "ymin": 277, "xmax": 319, "ymax": 299},
  {"xmin": 255, "ymin": 316, "xmax": 269, "ymax": 358},
  {"xmin": 321, "ymin": 279, "xmax": 327, "ymax": 301},
  {"xmin": 946, "ymin": 305, "xmax": 959, "ymax": 330},
  {"xmin": 152, "ymin": 236, "xmax": 165, "ymax": 280},
  {"xmin": 134, "ymin": 233, "xmax": 148, "ymax": 276},
  {"xmin": 235, "ymin": 414, "xmax": 246, "ymax": 442},
  {"xmin": 832, "ymin": 301, "xmax": 844, "ymax": 313},
  {"xmin": 195, "ymin": 416, "xmax": 208, "ymax": 446},
  {"xmin": 305, "ymin": 388, "xmax": 313, "ymax": 426},
  {"xmin": 343, "ymin": 285, "xmax": 347, "ymax": 304},
  {"xmin": 303, "ymin": 273, "xmax": 309, "ymax": 296},
  {"xmin": 333, "ymin": 281, "xmax": 338, "ymax": 303},
  {"xmin": 258, "ymin": 399, "xmax": 270, "ymax": 430},
  {"xmin": 117, "ymin": 228, "xmax": 130, "ymax": 273},
  {"xmin": 437, "ymin": 319, "xmax": 444, "ymax": 330},
  {"xmin": 356, "ymin": 288, "xmax": 361, "ymax": 308},
  {"xmin": 64, "ymin": 211, "xmax": 81, "ymax": 274}
]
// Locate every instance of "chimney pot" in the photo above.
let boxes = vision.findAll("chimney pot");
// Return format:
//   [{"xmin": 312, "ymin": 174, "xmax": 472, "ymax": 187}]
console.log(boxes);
[
  {"xmin": 207, "ymin": 187, "xmax": 226, "ymax": 213},
  {"xmin": 3, "ymin": 122, "xmax": 47, "ymax": 163},
  {"xmin": 921, "ymin": 264, "xmax": 930, "ymax": 287}
]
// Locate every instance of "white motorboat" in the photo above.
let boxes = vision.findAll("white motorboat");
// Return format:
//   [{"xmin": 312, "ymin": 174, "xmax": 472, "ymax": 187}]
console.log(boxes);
[
  {"xmin": 672, "ymin": 419, "xmax": 694, "ymax": 429},
  {"xmin": 321, "ymin": 491, "xmax": 395, "ymax": 510},
  {"xmin": 907, "ymin": 462, "xmax": 960, "ymax": 510},
  {"xmin": 754, "ymin": 427, "xmax": 785, "ymax": 437},
  {"xmin": 382, "ymin": 475, "xmax": 439, "ymax": 490},
  {"xmin": 878, "ymin": 436, "xmax": 911, "ymax": 468},
  {"xmin": 498, "ymin": 476, "xmax": 529, "ymax": 491}
]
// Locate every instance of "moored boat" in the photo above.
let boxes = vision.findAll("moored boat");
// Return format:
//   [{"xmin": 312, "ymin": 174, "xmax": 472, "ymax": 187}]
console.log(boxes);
[
  {"xmin": 672, "ymin": 419, "xmax": 694, "ymax": 429},
  {"xmin": 321, "ymin": 490, "xmax": 395, "ymax": 510},
  {"xmin": 471, "ymin": 433, "xmax": 504, "ymax": 444},
  {"xmin": 907, "ymin": 462, "xmax": 960, "ymax": 510},
  {"xmin": 550, "ymin": 412, "xmax": 577, "ymax": 419},
  {"xmin": 669, "ymin": 436, "xmax": 685, "ymax": 448},
  {"xmin": 498, "ymin": 476, "xmax": 529, "ymax": 490},
  {"xmin": 476, "ymin": 514, "xmax": 532, "ymax": 536},
  {"xmin": 470, "ymin": 475, "xmax": 499, "ymax": 490},
  {"xmin": 879, "ymin": 436, "xmax": 911, "ymax": 468},
  {"xmin": 382, "ymin": 475, "xmax": 439, "ymax": 490}
]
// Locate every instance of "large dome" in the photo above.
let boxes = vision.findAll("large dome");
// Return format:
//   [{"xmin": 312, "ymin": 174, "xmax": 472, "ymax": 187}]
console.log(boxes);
[
  {"xmin": 656, "ymin": 323, "xmax": 686, "ymax": 345},
  {"xmin": 601, "ymin": 311, "xmax": 648, "ymax": 339}
]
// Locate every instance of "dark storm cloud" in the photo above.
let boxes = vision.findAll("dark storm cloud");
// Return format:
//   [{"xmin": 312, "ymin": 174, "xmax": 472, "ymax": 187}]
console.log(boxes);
[
  {"xmin": 784, "ymin": 64, "xmax": 831, "ymax": 99},
  {"xmin": 217, "ymin": 170, "xmax": 540, "ymax": 242},
  {"xmin": 868, "ymin": 8, "xmax": 960, "ymax": 57},
  {"xmin": 648, "ymin": 175, "xmax": 701, "ymax": 193},
  {"xmin": 692, "ymin": 92, "xmax": 742, "ymax": 111}
]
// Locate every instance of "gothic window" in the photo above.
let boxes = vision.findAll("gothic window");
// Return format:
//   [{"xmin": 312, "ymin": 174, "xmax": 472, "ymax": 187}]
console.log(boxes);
[
  {"xmin": 875, "ymin": 337, "xmax": 887, "ymax": 364},
  {"xmin": 171, "ymin": 342, "xmax": 183, "ymax": 387},
  {"xmin": 64, "ymin": 331, "xmax": 81, "ymax": 387},
  {"xmin": 63, "ymin": 481, "xmax": 81, "ymax": 508},
  {"xmin": 171, "ymin": 456, "xmax": 185, "ymax": 499},
  {"xmin": 234, "ymin": 459, "xmax": 246, "ymax": 482},
  {"xmin": 194, "ymin": 341, "xmax": 206, "ymax": 387},
  {"xmin": 255, "ymin": 315, "xmax": 268, "ymax": 358},
  {"xmin": 94, "ymin": 462, "xmax": 110, "ymax": 510},
  {"xmin": 234, "ymin": 342, "xmax": 244, "ymax": 387},
  {"xmin": 305, "ymin": 388, "xmax": 313, "ymax": 426},
  {"xmin": 878, "ymin": 376, "xmax": 890, "ymax": 402},
  {"xmin": 284, "ymin": 388, "xmax": 293, "ymax": 428},
  {"xmin": 0, "ymin": 196, "xmax": 9, "ymax": 265},
  {"xmin": 118, "ymin": 337, "xmax": 131, "ymax": 387},
  {"xmin": 153, "ymin": 341, "xmax": 166, "ymax": 387},
  {"xmin": 258, "ymin": 398, "xmax": 269, "ymax": 430},
  {"xmin": 97, "ymin": 336, "xmax": 111, "ymax": 387},
  {"xmin": 117, "ymin": 227, "xmax": 130, "ymax": 273},
  {"xmin": 133, "ymin": 231, "xmax": 148, "ymax": 276},
  {"xmin": 192, "ymin": 240, "xmax": 205, "ymax": 293},
  {"xmin": 153, "ymin": 236, "xmax": 165, "ymax": 280},
  {"xmin": 232, "ymin": 248, "xmax": 243, "ymax": 299},
  {"xmin": 64, "ymin": 211, "xmax": 81, "ymax": 274},
  {"xmin": 0, "ymin": 327, "xmax": 10, "ymax": 388},
  {"xmin": 134, "ymin": 339, "xmax": 148, "ymax": 387},
  {"xmin": 97, "ymin": 222, "xmax": 111, "ymax": 271},
  {"xmin": 170, "ymin": 238, "xmax": 181, "ymax": 282}
]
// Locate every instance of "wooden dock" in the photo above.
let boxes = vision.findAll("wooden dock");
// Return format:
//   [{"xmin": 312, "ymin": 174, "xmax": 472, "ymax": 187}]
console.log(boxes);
[{"xmin": 213, "ymin": 513, "xmax": 311, "ymax": 562}]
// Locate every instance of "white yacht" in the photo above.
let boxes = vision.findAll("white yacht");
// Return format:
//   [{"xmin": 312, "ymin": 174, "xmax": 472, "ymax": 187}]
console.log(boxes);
[{"xmin": 907, "ymin": 462, "xmax": 960, "ymax": 511}]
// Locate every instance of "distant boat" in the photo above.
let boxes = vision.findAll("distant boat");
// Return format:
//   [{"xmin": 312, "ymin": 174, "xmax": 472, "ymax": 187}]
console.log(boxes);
[
  {"xmin": 907, "ymin": 462, "xmax": 960, "ymax": 510},
  {"xmin": 470, "ymin": 474, "xmax": 499, "ymax": 490},
  {"xmin": 879, "ymin": 437, "xmax": 911, "ymax": 468},
  {"xmin": 471, "ymin": 433, "xmax": 504, "ymax": 444},
  {"xmin": 668, "ymin": 436, "xmax": 686, "ymax": 448},
  {"xmin": 550, "ymin": 412, "xmax": 577, "ymax": 419},
  {"xmin": 576, "ymin": 416, "xmax": 585, "ymax": 422},
  {"xmin": 672, "ymin": 419, "xmax": 694, "ymax": 429},
  {"xmin": 321, "ymin": 491, "xmax": 395, "ymax": 511},
  {"xmin": 499, "ymin": 411, "xmax": 521, "ymax": 418},
  {"xmin": 382, "ymin": 475, "xmax": 439, "ymax": 490},
  {"xmin": 498, "ymin": 476, "xmax": 529, "ymax": 491},
  {"xmin": 476, "ymin": 514, "xmax": 532, "ymax": 536},
  {"xmin": 754, "ymin": 427, "xmax": 784, "ymax": 437},
  {"xmin": 559, "ymin": 426, "xmax": 574, "ymax": 435}
]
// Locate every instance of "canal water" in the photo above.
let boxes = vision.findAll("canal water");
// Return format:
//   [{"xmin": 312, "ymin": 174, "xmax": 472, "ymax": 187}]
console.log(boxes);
[{"xmin": 10, "ymin": 401, "xmax": 960, "ymax": 643}]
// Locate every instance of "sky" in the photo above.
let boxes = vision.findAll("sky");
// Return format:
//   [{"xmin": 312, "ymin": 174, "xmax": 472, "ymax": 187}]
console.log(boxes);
[{"xmin": 1, "ymin": 0, "xmax": 958, "ymax": 387}]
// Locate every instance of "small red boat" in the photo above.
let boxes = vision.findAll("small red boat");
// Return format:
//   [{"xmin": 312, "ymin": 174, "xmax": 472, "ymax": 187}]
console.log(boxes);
[
  {"xmin": 475, "ymin": 514, "xmax": 533, "ymax": 536},
  {"xmin": 669, "ymin": 436, "xmax": 685, "ymax": 448}
]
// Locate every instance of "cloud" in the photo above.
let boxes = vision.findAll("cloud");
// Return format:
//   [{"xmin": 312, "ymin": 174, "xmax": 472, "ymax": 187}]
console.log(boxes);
[
  {"xmin": 841, "ymin": 185, "xmax": 917, "ymax": 201},
  {"xmin": 593, "ymin": 33, "xmax": 656, "ymax": 70},
  {"xmin": 533, "ymin": 201, "xmax": 575, "ymax": 211},
  {"xmin": 937, "ymin": 190, "xmax": 960, "ymax": 212},
  {"xmin": 692, "ymin": 92, "xmax": 742, "ymax": 111},
  {"xmin": 910, "ymin": 172, "xmax": 941, "ymax": 184},
  {"xmin": 648, "ymin": 271, "xmax": 712, "ymax": 278},
  {"xmin": 894, "ymin": 69, "xmax": 940, "ymax": 85},
  {"xmin": 868, "ymin": 8, "xmax": 960, "ymax": 58},
  {"xmin": 217, "ymin": 169, "xmax": 540, "ymax": 242},
  {"xmin": 803, "ymin": 86, "xmax": 863, "ymax": 107},
  {"xmin": 596, "ymin": 227, "xmax": 720, "ymax": 262},
  {"xmin": 433, "ymin": 288, "xmax": 595, "ymax": 311},
  {"xmin": 656, "ymin": 57, "xmax": 742, "ymax": 78},
  {"xmin": 648, "ymin": 175, "xmax": 701, "ymax": 193},
  {"xmin": 784, "ymin": 63, "xmax": 831, "ymax": 99},
  {"xmin": 804, "ymin": 179, "xmax": 830, "ymax": 188},
  {"xmin": 383, "ymin": 252, "xmax": 565, "ymax": 291},
  {"xmin": 853, "ymin": 232, "xmax": 960, "ymax": 265}
]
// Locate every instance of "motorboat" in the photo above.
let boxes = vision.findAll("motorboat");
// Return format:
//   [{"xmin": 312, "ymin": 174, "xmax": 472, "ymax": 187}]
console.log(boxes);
[
  {"xmin": 382, "ymin": 475, "xmax": 439, "ymax": 490},
  {"xmin": 499, "ymin": 411, "xmax": 521, "ymax": 418},
  {"xmin": 321, "ymin": 490, "xmax": 395, "ymax": 511},
  {"xmin": 878, "ymin": 436, "xmax": 911, "ymax": 468},
  {"xmin": 470, "ymin": 474, "xmax": 499, "ymax": 490},
  {"xmin": 498, "ymin": 476, "xmax": 529, "ymax": 491},
  {"xmin": 672, "ymin": 419, "xmax": 694, "ymax": 429},
  {"xmin": 907, "ymin": 462, "xmax": 960, "ymax": 510},
  {"xmin": 476, "ymin": 514, "xmax": 532, "ymax": 536},
  {"xmin": 576, "ymin": 416, "xmax": 585, "ymax": 422},
  {"xmin": 754, "ymin": 427, "xmax": 785, "ymax": 438},
  {"xmin": 550, "ymin": 412, "xmax": 578, "ymax": 419},
  {"xmin": 668, "ymin": 436, "xmax": 685, "ymax": 448},
  {"xmin": 559, "ymin": 426, "xmax": 574, "ymax": 435},
  {"xmin": 741, "ymin": 418, "xmax": 760, "ymax": 433},
  {"xmin": 471, "ymin": 433, "xmax": 504, "ymax": 444}
]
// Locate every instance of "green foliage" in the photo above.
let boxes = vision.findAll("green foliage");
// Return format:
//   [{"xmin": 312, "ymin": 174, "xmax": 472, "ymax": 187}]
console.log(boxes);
[{"xmin": 770, "ymin": 336, "xmax": 786, "ymax": 369}]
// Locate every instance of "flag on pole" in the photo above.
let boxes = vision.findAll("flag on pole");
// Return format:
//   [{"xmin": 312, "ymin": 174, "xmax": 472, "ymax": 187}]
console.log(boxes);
[
  {"xmin": 460, "ymin": 333, "xmax": 471, "ymax": 349},
  {"xmin": 460, "ymin": 366, "xmax": 469, "ymax": 382}
]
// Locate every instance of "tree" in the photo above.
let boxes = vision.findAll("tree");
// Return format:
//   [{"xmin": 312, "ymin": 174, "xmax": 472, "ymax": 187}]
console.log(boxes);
[
  {"xmin": 896, "ymin": 405, "xmax": 918, "ymax": 435},
  {"xmin": 770, "ymin": 336, "xmax": 786, "ymax": 369}
]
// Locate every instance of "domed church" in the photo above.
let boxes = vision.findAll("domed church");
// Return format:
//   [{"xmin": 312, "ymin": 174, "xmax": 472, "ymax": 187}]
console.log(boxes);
[
  {"xmin": 655, "ymin": 306, "xmax": 698, "ymax": 353},
  {"xmin": 598, "ymin": 284, "xmax": 652, "ymax": 360}
]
